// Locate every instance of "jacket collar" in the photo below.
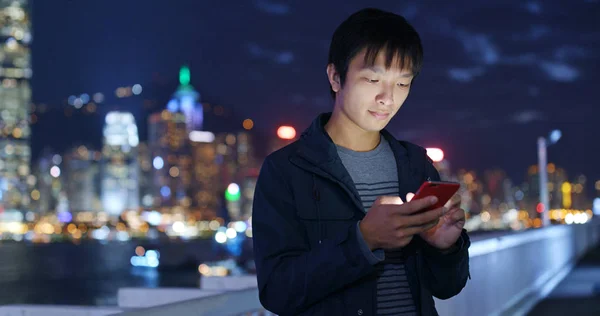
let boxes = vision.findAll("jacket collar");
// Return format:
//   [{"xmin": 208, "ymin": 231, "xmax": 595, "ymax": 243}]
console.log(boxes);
[
  {"xmin": 289, "ymin": 113, "xmax": 421, "ymax": 210},
  {"xmin": 292, "ymin": 112, "xmax": 408, "ymax": 168}
]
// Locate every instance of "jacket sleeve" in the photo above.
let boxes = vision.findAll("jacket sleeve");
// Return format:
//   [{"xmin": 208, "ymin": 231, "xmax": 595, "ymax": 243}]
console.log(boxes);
[
  {"xmin": 252, "ymin": 157, "xmax": 378, "ymax": 315},
  {"xmin": 419, "ymin": 158, "xmax": 471, "ymax": 299}
]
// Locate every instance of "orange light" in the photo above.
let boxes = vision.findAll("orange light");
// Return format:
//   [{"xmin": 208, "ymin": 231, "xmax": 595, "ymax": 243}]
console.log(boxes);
[
  {"xmin": 277, "ymin": 126, "xmax": 296, "ymax": 140},
  {"xmin": 243, "ymin": 119, "xmax": 254, "ymax": 130},
  {"xmin": 426, "ymin": 148, "xmax": 444, "ymax": 162}
]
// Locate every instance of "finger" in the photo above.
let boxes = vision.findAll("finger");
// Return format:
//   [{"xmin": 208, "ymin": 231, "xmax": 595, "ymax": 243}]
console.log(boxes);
[
  {"xmin": 421, "ymin": 218, "xmax": 440, "ymax": 231},
  {"xmin": 375, "ymin": 196, "xmax": 404, "ymax": 206},
  {"xmin": 406, "ymin": 192, "xmax": 415, "ymax": 202},
  {"xmin": 397, "ymin": 222, "xmax": 437, "ymax": 237},
  {"xmin": 449, "ymin": 208, "xmax": 466, "ymax": 223},
  {"xmin": 400, "ymin": 195, "xmax": 438, "ymax": 214},
  {"xmin": 402, "ymin": 207, "xmax": 445, "ymax": 227},
  {"xmin": 445, "ymin": 194, "xmax": 461, "ymax": 209}
]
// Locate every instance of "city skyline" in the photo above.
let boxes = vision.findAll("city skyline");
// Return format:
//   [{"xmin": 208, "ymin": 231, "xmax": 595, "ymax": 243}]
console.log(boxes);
[{"xmin": 27, "ymin": 0, "xmax": 600, "ymax": 186}]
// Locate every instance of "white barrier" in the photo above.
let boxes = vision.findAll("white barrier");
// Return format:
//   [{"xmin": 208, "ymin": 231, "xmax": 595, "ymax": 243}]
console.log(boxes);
[
  {"xmin": 117, "ymin": 288, "xmax": 224, "ymax": 308},
  {"xmin": 434, "ymin": 220, "xmax": 600, "ymax": 316},
  {"xmin": 0, "ymin": 305, "xmax": 123, "ymax": 316}
]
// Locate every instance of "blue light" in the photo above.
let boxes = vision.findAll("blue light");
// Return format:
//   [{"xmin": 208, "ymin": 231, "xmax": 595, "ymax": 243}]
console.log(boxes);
[
  {"xmin": 549, "ymin": 129, "xmax": 562, "ymax": 144},
  {"xmin": 147, "ymin": 211, "xmax": 162, "ymax": 226},
  {"xmin": 153, "ymin": 156, "xmax": 164, "ymax": 170},
  {"xmin": 167, "ymin": 99, "xmax": 178, "ymax": 112},
  {"xmin": 160, "ymin": 186, "xmax": 171, "ymax": 197},
  {"xmin": 515, "ymin": 190, "xmax": 524, "ymax": 201},
  {"xmin": 80, "ymin": 93, "xmax": 90, "ymax": 104},
  {"xmin": 57, "ymin": 211, "xmax": 72, "ymax": 223},
  {"xmin": 130, "ymin": 250, "xmax": 160, "ymax": 268}
]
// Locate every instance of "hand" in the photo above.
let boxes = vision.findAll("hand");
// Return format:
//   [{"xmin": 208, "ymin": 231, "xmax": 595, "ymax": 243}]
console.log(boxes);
[
  {"xmin": 359, "ymin": 195, "xmax": 445, "ymax": 250},
  {"xmin": 410, "ymin": 193, "xmax": 466, "ymax": 251}
]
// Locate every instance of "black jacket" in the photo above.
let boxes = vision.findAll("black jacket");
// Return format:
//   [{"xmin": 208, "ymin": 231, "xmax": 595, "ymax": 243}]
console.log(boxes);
[{"xmin": 252, "ymin": 113, "xmax": 470, "ymax": 315}]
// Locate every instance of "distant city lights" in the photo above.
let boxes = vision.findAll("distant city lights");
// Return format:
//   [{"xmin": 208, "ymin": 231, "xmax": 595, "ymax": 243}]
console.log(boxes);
[
  {"xmin": 152, "ymin": 156, "xmax": 164, "ymax": 170},
  {"xmin": 189, "ymin": 131, "xmax": 215, "ymax": 143},
  {"xmin": 50, "ymin": 166, "xmax": 60, "ymax": 178},
  {"xmin": 243, "ymin": 119, "xmax": 254, "ymax": 130},
  {"xmin": 132, "ymin": 84, "xmax": 143, "ymax": 95},
  {"xmin": 277, "ymin": 126, "xmax": 296, "ymax": 140},
  {"xmin": 225, "ymin": 183, "xmax": 241, "ymax": 202},
  {"xmin": 130, "ymin": 249, "xmax": 160, "ymax": 268},
  {"xmin": 426, "ymin": 148, "xmax": 444, "ymax": 162}
]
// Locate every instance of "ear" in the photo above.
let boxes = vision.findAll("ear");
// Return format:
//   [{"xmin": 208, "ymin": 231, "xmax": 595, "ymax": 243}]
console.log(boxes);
[{"xmin": 326, "ymin": 64, "xmax": 341, "ymax": 94}]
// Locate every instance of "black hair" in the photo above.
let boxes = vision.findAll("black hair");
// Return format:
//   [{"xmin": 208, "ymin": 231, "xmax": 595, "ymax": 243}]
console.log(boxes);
[{"xmin": 327, "ymin": 8, "xmax": 424, "ymax": 99}]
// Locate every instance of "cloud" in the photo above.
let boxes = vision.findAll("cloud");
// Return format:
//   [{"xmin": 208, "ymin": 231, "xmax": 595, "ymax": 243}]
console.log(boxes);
[
  {"xmin": 275, "ymin": 51, "xmax": 294, "ymax": 65},
  {"xmin": 539, "ymin": 62, "xmax": 579, "ymax": 82},
  {"xmin": 512, "ymin": 25, "xmax": 551, "ymax": 41},
  {"xmin": 253, "ymin": 0, "xmax": 290, "ymax": 15},
  {"xmin": 511, "ymin": 110, "xmax": 546, "ymax": 124},
  {"xmin": 554, "ymin": 46, "xmax": 589, "ymax": 61},
  {"xmin": 502, "ymin": 53, "xmax": 537, "ymax": 66},
  {"xmin": 448, "ymin": 67, "xmax": 485, "ymax": 82},
  {"xmin": 456, "ymin": 32, "xmax": 499, "ymax": 65},
  {"xmin": 524, "ymin": 2, "xmax": 543, "ymax": 15},
  {"xmin": 247, "ymin": 42, "xmax": 295, "ymax": 65}
]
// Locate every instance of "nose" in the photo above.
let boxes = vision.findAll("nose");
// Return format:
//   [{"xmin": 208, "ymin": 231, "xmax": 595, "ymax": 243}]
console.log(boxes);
[{"xmin": 376, "ymin": 85, "xmax": 394, "ymax": 106}]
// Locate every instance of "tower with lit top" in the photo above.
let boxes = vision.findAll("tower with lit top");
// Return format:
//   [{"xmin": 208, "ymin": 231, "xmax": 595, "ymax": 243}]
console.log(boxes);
[
  {"xmin": 166, "ymin": 66, "xmax": 203, "ymax": 132},
  {"xmin": 0, "ymin": 0, "xmax": 32, "ymax": 212}
]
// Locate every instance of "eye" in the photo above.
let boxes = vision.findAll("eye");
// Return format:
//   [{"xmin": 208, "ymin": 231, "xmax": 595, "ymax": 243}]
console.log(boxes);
[
  {"xmin": 364, "ymin": 78, "xmax": 379, "ymax": 83},
  {"xmin": 397, "ymin": 83, "xmax": 410, "ymax": 88}
]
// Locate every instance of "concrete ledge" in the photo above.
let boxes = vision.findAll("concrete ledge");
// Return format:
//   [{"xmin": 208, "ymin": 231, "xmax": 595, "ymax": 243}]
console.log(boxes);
[
  {"xmin": 117, "ymin": 288, "xmax": 224, "ymax": 308},
  {"xmin": 200, "ymin": 275, "xmax": 258, "ymax": 290},
  {"xmin": 0, "ymin": 305, "xmax": 123, "ymax": 316},
  {"xmin": 112, "ymin": 288, "xmax": 268, "ymax": 316},
  {"xmin": 434, "ymin": 221, "xmax": 600, "ymax": 316}
]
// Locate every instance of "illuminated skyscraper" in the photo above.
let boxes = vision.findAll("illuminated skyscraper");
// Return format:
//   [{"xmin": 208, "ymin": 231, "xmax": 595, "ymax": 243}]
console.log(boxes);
[
  {"xmin": 190, "ymin": 131, "xmax": 219, "ymax": 219},
  {"xmin": 65, "ymin": 145, "xmax": 101, "ymax": 213},
  {"xmin": 101, "ymin": 112, "xmax": 140, "ymax": 217},
  {"xmin": 148, "ymin": 110, "xmax": 192, "ymax": 210},
  {"xmin": 0, "ymin": 0, "xmax": 32, "ymax": 212},
  {"xmin": 31, "ymin": 150, "xmax": 63, "ymax": 214},
  {"xmin": 166, "ymin": 66, "xmax": 203, "ymax": 132}
]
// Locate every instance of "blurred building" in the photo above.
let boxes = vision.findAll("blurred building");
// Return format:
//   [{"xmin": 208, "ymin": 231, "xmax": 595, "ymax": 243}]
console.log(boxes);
[
  {"xmin": 101, "ymin": 111, "xmax": 140, "ymax": 218},
  {"xmin": 166, "ymin": 66, "xmax": 203, "ymax": 132},
  {"xmin": 137, "ymin": 142, "xmax": 154, "ymax": 209},
  {"xmin": 190, "ymin": 131, "xmax": 219, "ymax": 220},
  {"xmin": 526, "ymin": 163, "xmax": 569, "ymax": 212},
  {"xmin": 64, "ymin": 145, "xmax": 101, "ymax": 213},
  {"xmin": 571, "ymin": 174, "xmax": 589, "ymax": 209},
  {"xmin": 0, "ymin": 0, "xmax": 32, "ymax": 212},
  {"xmin": 147, "ymin": 67, "xmax": 205, "ymax": 213},
  {"xmin": 31, "ymin": 149, "xmax": 63, "ymax": 214},
  {"xmin": 148, "ymin": 109, "xmax": 192, "ymax": 211}
]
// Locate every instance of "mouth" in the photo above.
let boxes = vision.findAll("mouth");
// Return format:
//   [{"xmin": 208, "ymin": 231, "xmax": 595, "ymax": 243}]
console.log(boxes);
[{"xmin": 368, "ymin": 110, "xmax": 390, "ymax": 120}]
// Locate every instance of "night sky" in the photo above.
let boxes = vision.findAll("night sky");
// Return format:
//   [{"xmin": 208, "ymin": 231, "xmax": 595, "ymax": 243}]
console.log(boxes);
[{"xmin": 29, "ymin": 0, "xmax": 599, "ymax": 187}]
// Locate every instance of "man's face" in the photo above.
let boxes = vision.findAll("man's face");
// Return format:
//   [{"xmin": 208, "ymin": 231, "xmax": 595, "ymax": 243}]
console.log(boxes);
[{"xmin": 328, "ymin": 48, "xmax": 414, "ymax": 133}]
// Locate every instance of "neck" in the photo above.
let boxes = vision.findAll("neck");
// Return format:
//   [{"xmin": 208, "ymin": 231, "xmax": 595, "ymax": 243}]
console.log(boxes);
[{"xmin": 324, "ymin": 108, "xmax": 381, "ymax": 152}]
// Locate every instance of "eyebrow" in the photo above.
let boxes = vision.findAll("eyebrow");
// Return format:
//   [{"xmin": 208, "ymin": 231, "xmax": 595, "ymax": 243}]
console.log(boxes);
[{"xmin": 364, "ymin": 66, "xmax": 413, "ymax": 78}]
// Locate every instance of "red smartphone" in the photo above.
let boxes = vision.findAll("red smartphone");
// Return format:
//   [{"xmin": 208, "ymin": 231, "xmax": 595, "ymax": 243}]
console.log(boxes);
[{"xmin": 411, "ymin": 181, "xmax": 460, "ymax": 211}]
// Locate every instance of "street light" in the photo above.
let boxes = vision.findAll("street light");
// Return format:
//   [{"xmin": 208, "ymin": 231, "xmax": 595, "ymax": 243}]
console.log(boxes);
[{"xmin": 538, "ymin": 129, "xmax": 562, "ymax": 227}]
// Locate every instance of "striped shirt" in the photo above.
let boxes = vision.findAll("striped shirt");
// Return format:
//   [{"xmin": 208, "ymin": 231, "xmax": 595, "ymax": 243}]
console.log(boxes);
[{"xmin": 337, "ymin": 135, "xmax": 417, "ymax": 316}]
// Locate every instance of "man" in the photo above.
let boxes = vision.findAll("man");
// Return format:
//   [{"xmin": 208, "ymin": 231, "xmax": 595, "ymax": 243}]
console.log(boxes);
[{"xmin": 252, "ymin": 8, "xmax": 470, "ymax": 316}]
